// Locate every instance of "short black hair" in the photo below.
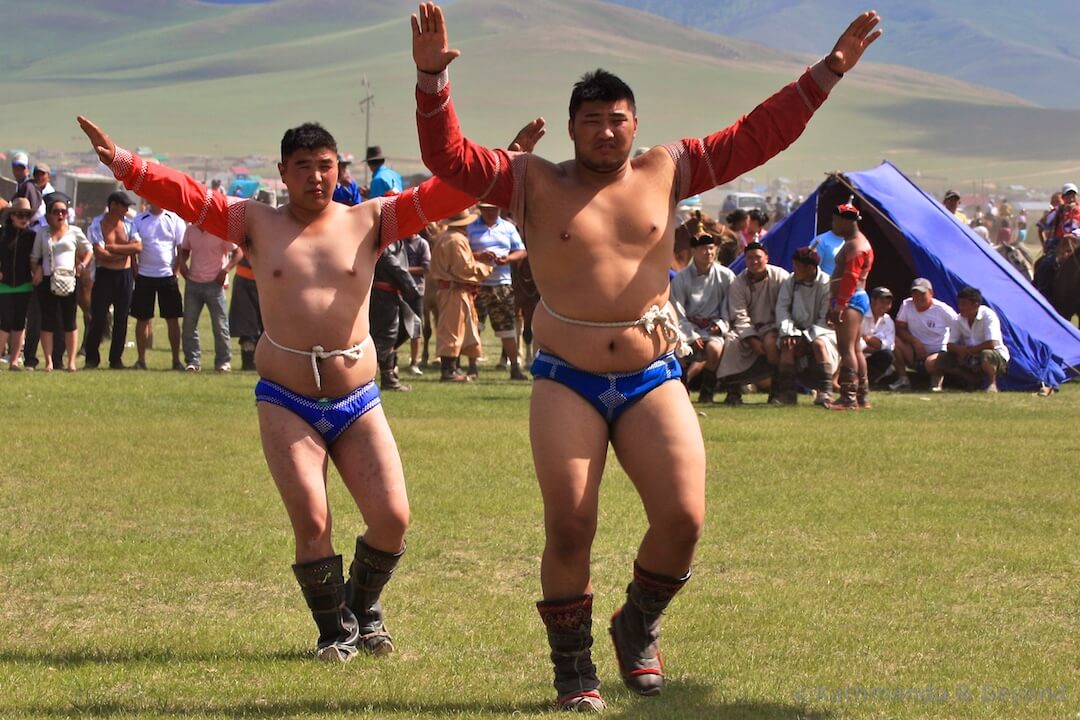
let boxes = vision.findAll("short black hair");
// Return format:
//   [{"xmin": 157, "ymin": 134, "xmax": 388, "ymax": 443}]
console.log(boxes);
[
  {"xmin": 748, "ymin": 208, "xmax": 770, "ymax": 226},
  {"xmin": 280, "ymin": 122, "xmax": 337, "ymax": 162},
  {"xmin": 957, "ymin": 287, "xmax": 983, "ymax": 305},
  {"xmin": 726, "ymin": 209, "xmax": 748, "ymax": 225},
  {"xmin": 569, "ymin": 69, "xmax": 636, "ymax": 121}
]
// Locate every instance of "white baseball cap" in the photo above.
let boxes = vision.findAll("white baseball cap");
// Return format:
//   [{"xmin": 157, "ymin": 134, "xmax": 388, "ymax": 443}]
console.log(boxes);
[
  {"xmin": 11, "ymin": 152, "xmax": 28, "ymax": 167},
  {"xmin": 1062, "ymin": 182, "xmax": 1078, "ymax": 195}
]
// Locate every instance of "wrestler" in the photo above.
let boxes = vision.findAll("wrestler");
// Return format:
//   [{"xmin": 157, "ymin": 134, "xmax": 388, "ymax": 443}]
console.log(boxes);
[
  {"xmin": 412, "ymin": 3, "xmax": 881, "ymax": 709},
  {"xmin": 827, "ymin": 201, "xmax": 874, "ymax": 410},
  {"xmin": 77, "ymin": 115, "xmax": 545, "ymax": 663}
]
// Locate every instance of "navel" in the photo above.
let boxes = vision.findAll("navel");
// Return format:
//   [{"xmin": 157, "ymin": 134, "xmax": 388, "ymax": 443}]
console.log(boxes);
[
  {"xmin": 560, "ymin": 231, "xmax": 571, "ymax": 242},
  {"xmin": 272, "ymin": 269, "xmax": 282, "ymax": 278},
  {"xmin": 608, "ymin": 341, "xmax": 616, "ymax": 352}
]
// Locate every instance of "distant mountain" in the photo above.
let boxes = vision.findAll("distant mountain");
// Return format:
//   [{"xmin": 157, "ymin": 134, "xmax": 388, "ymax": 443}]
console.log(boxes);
[
  {"xmin": 1, "ymin": 0, "xmax": 1078, "ymax": 195},
  {"xmin": 604, "ymin": 0, "xmax": 1080, "ymax": 108}
]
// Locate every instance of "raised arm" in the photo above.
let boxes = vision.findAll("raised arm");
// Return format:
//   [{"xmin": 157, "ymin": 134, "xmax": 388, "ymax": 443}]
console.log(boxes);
[
  {"xmin": 664, "ymin": 12, "xmax": 882, "ymax": 201},
  {"xmin": 412, "ymin": 3, "xmax": 542, "ymax": 211},
  {"xmin": 78, "ymin": 116, "xmax": 246, "ymax": 246}
]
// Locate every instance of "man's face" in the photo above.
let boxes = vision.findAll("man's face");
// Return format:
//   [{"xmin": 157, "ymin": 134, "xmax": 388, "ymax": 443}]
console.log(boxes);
[
  {"xmin": 911, "ymin": 289, "xmax": 932, "ymax": 312},
  {"xmin": 957, "ymin": 297, "xmax": 979, "ymax": 321},
  {"xmin": 278, "ymin": 148, "xmax": 336, "ymax": 210},
  {"xmin": 944, "ymin": 197, "xmax": 960, "ymax": 213},
  {"xmin": 1065, "ymin": 191, "xmax": 1078, "ymax": 206},
  {"xmin": 832, "ymin": 215, "xmax": 856, "ymax": 236},
  {"xmin": 569, "ymin": 99, "xmax": 638, "ymax": 174},
  {"xmin": 744, "ymin": 248, "xmax": 768, "ymax": 274},
  {"xmin": 870, "ymin": 295, "xmax": 892, "ymax": 318},
  {"xmin": 12, "ymin": 164, "xmax": 27, "ymax": 181},
  {"xmin": 46, "ymin": 203, "xmax": 68, "ymax": 230},
  {"xmin": 792, "ymin": 260, "xmax": 817, "ymax": 282},
  {"xmin": 480, "ymin": 207, "xmax": 500, "ymax": 226},
  {"xmin": 107, "ymin": 200, "xmax": 128, "ymax": 218},
  {"xmin": 33, "ymin": 170, "xmax": 49, "ymax": 190},
  {"xmin": 338, "ymin": 162, "xmax": 352, "ymax": 183},
  {"xmin": 10, "ymin": 207, "xmax": 33, "ymax": 230},
  {"xmin": 691, "ymin": 242, "xmax": 717, "ymax": 269}
]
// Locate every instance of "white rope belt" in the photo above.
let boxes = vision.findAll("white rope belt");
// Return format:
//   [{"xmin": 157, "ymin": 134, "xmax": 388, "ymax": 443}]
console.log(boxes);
[
  {"xmin": 263, "ymin": 332, "xmax": 367, "ymax": 391},
  {"xmin": 540, "ymin": 299, "xmax": 692, "ymax": 358}
]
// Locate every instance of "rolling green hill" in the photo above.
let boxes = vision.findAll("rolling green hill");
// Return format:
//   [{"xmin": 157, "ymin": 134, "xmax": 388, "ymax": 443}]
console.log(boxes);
[{"xmin": 2, "ymin": 0, "xmax": 1077, "ymax": 194}]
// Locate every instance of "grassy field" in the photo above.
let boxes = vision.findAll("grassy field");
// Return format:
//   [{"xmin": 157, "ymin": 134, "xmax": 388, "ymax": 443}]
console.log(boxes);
[{"xmin": 1, "ymin": 324, "xmax": 1077, "ymax": 719}]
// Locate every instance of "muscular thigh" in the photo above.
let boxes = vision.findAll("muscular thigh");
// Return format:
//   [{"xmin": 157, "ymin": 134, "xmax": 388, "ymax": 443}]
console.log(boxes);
[
  {"xmin": 257, "ymin": 401, "xmax": 331, "ymax": 525},
  {"xmin": 329, "ymin": 404, "xmax": 409, "ymax": 524},
  {"xmin": 611, "ymin": 380, "xmax": 706, "ymax": 527},
  {"xmin": 530, "ymin": 379, "xmax": 610, "ymax": 528}
]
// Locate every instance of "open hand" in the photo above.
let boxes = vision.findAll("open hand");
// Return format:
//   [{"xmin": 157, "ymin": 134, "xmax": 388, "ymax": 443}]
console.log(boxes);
[
  {"xmin": 826, "ymin": 11, "xmax": 883, "ymax": 75},
  {"xmin": 77, "ymin": 116, "xmax": 116, "ymax": 165},
  {"xmin": 411, "ymin": 3, "xmax": 461, "ymax": 74},
  {"xmin": 509, "ymin": 118, "xmax": 546, "ymax": 153}
]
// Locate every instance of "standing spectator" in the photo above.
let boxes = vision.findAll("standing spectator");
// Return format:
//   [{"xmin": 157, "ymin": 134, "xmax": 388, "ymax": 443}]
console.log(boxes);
[
  {"xmin": 938, "ymin": 286, "xmax": 1009, "ymax": 392},
  {"xmin": 716, "ymin": 242, "xmax": 790, "ymax": 405},
  {"xmin": 179, "ymin": 224, "xmax": 240, "ymax": 372},
  {"xmin": 131, "ymin": 202, "xmax": 186, "ymax": 370},
  {"xmin": 430, "ymin": 209, "xmax": 492, "ymax": 381},
  {"xmin": 84, "ymin": 191, "xmax": 141, "ymax": 369},
  {"xmin": 775, "ymin": 247, "xmax": 836, "ymax": 405},
  {"xmin": 467, "ymin": 202, "xmax": 527, "ymax": 380},
  {"xmin": 365, "ymin": 146, "xmax": 403, "ymax": 198},
  {"xmin": 889, "ymin": 278, "xmax": 957, "ymax": 392},
  {"xmin": 726, "ymin": 208, "xmax": 749, "ymax": 254},
  {"xmin": 29, "ymin": 163, "xmax": 57, "ymax": 228},
  {"xmin": 370, "ymin": 239, "xmax": 421, "ymax": 391},
  {"xmin": 861, "ymin": 286, "xmax": 896, "ymax": 386},
  {"xmin": 29, "ymin": 194, "xmax": 92, "ymax": 372},
  {"xmin": 746, "ymin": 208, "xmax": 769, "ymax": 244},
  {"xmin": 0, "ymin": 198, "xmax": 37, "ymax": 370},
  {"xmin": 229, "ymin": 254, "xmax": 261, "ymax": 371},
  {"xmin": 670, "ymin": 233, "xmax": 733, "ymax": 404},
  {"xmin": 333, "ymin": 152, "xmax": 363, "ymax": 206},
  {"xmin": 943, "ymin": 189, "xmax": 969, "ymax": 225},
  {"xmin": 10, "ymin": 153, "xmax": 42, "ymax": 217},
  {"xmin": 403, "ymin": 232, "xmax": 431, "ymax": 375}
]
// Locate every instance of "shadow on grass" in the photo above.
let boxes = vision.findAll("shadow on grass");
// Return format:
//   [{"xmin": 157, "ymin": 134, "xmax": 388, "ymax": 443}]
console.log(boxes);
[
  {"xmin": 0, "ymin": 647, "xmax": 312, "ymax": 666},
  {"xmin": 1, "ymin": 677, "xmax": 829, "ymax": 719}
]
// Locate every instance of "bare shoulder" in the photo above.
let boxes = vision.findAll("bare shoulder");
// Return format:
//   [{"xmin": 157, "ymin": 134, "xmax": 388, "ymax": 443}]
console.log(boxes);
[{"xmin": 631, "ymin": 146, "xmax": 676, "ymax": 172}]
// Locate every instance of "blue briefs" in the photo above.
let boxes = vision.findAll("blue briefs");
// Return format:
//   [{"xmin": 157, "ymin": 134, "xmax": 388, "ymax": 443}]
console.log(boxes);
[
  {"xmin": 255, "ymin": 378, "xmax": 382, "ymax": 445},
  {"xmin": 530, "ymin": 350, "xmax": 682, "ymax": 424},
  {"xmin": 847, "ymin": 289, "xmax": 870, "ymax": 315}
]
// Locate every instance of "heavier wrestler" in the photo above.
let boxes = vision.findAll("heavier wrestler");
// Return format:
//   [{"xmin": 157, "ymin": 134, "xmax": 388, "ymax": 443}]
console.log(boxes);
[
  {"xmin": 412, "ymin": 3, "xmax": 882, "ymax": 709},
  {"xmin": 77, "ymin": 115, "xmax": 544, "ymax": 662}
]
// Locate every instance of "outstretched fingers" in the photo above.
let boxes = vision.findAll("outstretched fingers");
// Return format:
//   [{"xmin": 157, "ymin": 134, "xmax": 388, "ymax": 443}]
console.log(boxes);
[{"xmin": 76, "ymin": 115, "xmax": 115, "ymax": 164}]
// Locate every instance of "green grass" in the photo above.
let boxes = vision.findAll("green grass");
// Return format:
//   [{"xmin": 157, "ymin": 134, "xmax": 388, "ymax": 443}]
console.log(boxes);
[{"xmin": 1, "ymin": 319, "xmax": 1078, "ymax": 719}]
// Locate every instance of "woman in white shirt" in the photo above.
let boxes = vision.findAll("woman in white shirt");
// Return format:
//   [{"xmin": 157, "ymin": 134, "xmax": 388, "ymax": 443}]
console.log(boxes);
[{"xmin": 29, "ymin": 194, "xmax": 92, "ymax": 372}]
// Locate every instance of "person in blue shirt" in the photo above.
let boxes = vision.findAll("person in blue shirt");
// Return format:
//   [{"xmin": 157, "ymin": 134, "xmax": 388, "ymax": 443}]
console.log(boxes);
[
  {"xmin": 466, "ymin": 203, "xmax": 527, "ymax": 379},
  {"xmin": 332, "ymin": 153, "xmax": 363, "ymax": 206},
  {"xmin": 365, "ymin": 146, "xmax": 403, "ymax": 198},
  {"xmin": 808, "ymin": 203, "xmax": 850, "ymax": 275}
]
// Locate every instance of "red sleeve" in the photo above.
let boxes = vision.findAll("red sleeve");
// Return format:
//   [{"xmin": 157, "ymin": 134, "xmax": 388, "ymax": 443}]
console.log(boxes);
[
  {"xmin": 109, "ymin": 147, "xmax": 246, "ymax": 246},
  {"xmin": 377, "ymin": 175, "xmax": 475, "ymax": 252},
  {"xmin": 415, "ymin": 70, "xmax": 519, "ymax": 209},
  {"xmin": 835, "ymin": 249, "xmax": 872, "ymax": 307},
  {"xmin": 663, "ymin": 61, "xmax": 840, "ymax": 201}
]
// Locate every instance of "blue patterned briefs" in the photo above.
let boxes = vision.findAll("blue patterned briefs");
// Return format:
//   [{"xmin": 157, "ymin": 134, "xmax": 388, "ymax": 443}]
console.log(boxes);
[
  {"xmin": 848, "ymin": 289, "xmax": 871, "ymax": 315},
  {"xmin": 530, "ymin": 350, "xmax": 682, "ymax": 424},
  {"xmin": 255, "ymin": 378, "xmax": 382, "ymax": 445}
]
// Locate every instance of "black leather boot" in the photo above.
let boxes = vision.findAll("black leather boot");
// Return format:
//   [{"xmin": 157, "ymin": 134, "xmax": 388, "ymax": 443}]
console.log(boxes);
[
  {"xmin": 537, "ymin": 594, "xmax": 606, "ymax": 712},
  {"xmin": 292, "ymin": 555, "xmax": 361, "ymax": 662}
]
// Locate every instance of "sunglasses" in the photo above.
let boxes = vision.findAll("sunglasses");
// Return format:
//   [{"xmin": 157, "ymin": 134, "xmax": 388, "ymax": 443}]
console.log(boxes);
[
  {"xmin": 12, "ymin": 211, "xmax": 34, "ymax": 219},
  {"xmin": 49, "ymin": 208, "xmax": 69, "ymax": 216}
]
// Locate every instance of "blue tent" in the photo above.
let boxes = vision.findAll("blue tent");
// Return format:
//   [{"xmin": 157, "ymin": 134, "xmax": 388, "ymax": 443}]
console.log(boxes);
[{"xmin": 731, "ymin": 162, "xmax": 1080, "ymax": 390}]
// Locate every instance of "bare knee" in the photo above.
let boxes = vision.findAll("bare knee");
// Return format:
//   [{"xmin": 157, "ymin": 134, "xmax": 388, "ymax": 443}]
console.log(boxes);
[
  {"xmin": 651, "ymin": 504, "xmax": 704, "ymax": 551},
  {"xmin": 292, "ymin": 513, "xmax": 333, "ymax": 558},
  {"xmin": 545, "ymin": 511, "xmax": 597, "ymax": 560}
]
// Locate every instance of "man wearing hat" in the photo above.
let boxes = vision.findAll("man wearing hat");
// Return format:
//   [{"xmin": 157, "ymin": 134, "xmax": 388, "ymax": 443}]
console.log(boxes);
[
  {"xmin": 860, "ymin": 286, "xmax": 896, "ymax": 386},
  {"xmin": 716, "ymin": 241, "xmax": 790, "ymax": 405},
  {"xmin": 1033, "ymin": 182, "xmax": 1080, "ymax": 297},
  {"xmin": 808, "ymin": 201, "xmax": 857, "ymax": 276},
  {"xmin": 29, "ymin": 163, "xmax": 57, "ymax": 228},
  {"xmin": 774, "ymin": 246, "xmax": 836, "ymax": 405},
  {"xmin": 890, "ymin": 277, "xmax": 958, "ymax": 391},
  {"xmin": 333, "ymin": 152, "xmax": 363, "ymax": 206},
  {"xmin": 84, "ymin": 191, "xmax": 141, "ymax": 369},
  {"xmin": 430, "ymin": 208, "xmax": 493, "ymax": 381},
  {"xmin": 942, "ymin": 190, "xmax": 969, "ymax": 226},
  {"xmin": 9, "ymin": 152, "xmax": 43, "ymax": 219},
  {"xmin": 938, "ymin": 286, "xmax": 1009, "ymax": 392},
  {"xmin": 827, "ymin": 201, "xmax": 874, "ymax": 409},
  {"xmin": 365, "ymin": 146, "xmax": 403, "ymax": 199},
  {"xmin": 670, "ymin": 233, "xmax": 734, "ymax": 404},
  {"xmin": 466, "ymin": 202, "xmax": 527, "ymax": 380}
]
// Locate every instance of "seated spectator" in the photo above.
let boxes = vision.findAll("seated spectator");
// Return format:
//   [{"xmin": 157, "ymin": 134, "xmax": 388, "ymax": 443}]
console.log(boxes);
[
  {"xmin": 774, "ymin": 247, "xmax": 835, "ymax": 405},
  {"xmin": 716, "ymin": 241, "xmax": 789, "ymax": 405},
  {"xmin": 670, "ymin": 233, "xmax": 734, "ymax": 404},
  {"xmin": 937, "ymin": 287, "xmax": 1009, "ymax": 392},
  {"xmin": 860, "ymin": 286, "xmax": 896, "ymax": 386},
  {"xmin": 889, "ymin": 277, "xmax": 957, "ymax": 392}
]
